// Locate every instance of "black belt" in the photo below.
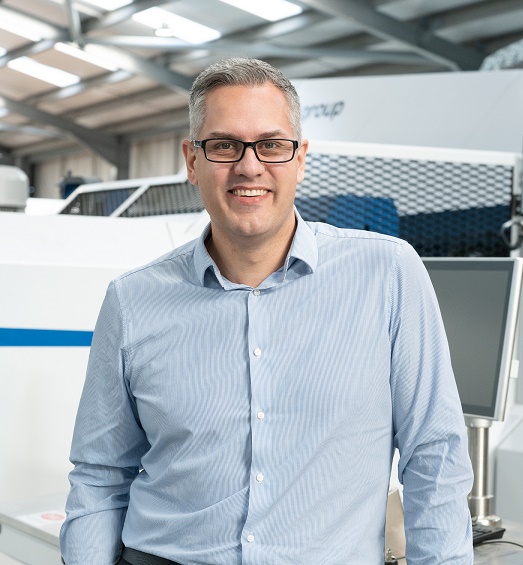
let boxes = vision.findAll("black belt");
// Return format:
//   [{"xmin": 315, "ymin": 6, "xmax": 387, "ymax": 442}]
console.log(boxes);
[{"xmin": 122, "ymin": 547, "xmax": 183, "ymax": 565}]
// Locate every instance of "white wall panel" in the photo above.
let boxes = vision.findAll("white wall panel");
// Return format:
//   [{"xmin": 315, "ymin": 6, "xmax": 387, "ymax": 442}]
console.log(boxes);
[{"xmin": 129, "ymin": 132, "xmax": 187, "ymax": 178}]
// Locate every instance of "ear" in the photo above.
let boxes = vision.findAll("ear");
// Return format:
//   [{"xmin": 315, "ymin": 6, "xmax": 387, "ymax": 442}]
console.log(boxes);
[
  {"xmin": 182, "ymin": 139, "xmax": 199, "ymax": 186},
  {"xmin": 296, "ymin": 139, "xmax": 309, "ymax": 184}
]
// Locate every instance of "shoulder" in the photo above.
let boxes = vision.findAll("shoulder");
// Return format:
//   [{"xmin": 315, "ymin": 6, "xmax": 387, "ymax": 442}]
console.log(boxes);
[
  {"xmin": 309, "ymin": 220, "xmax": 404, "ymax": 246},
  {"xmin": 308, "ymin": 220, "xmax": 412, "ymax": 258},
  {"xmin": 306, "ymin": 221, "xmax": 425, "ymax": 281},
  {"xmin": 113, "ymin": 238, "xmax": 198, "ymax": 290}
]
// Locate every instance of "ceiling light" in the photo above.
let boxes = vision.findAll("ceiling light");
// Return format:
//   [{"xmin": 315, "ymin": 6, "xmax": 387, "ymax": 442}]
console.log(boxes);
[
  {"xmin": 7, "ymin": 57, "xmax": 81, "ymax": 88},
  {"xmin": 155, "ymin": 23, "xmax": 175, "ymax": 38},
  {"xmin": 218, "ymin": 0, "xmax": 302, "ymax": 21},
  {"xmin": 0, "ymin": 7, "xmax": 57, "ymax": 41},
  {"xmin": 0, "ymin": 47, "xmax": 6, "ymax": 57},
  {"xmin": 132, "ymin": 7, "xmax": 221, "ymax": 44},
  {"xmin": 55, "ymin": 42, "xmax": 118, "ymax": 71}
]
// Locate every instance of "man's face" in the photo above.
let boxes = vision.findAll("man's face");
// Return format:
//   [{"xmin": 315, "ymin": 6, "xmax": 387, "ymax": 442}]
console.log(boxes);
[{"xmin": 183, "ymin": 83, "xmax": 308, "ymax": 247}]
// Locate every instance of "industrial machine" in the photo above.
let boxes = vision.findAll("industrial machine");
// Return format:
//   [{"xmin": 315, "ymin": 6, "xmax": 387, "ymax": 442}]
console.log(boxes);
[
  {"xmin": 0, "ymin": 165, "xmax": 29, "ymax": 213},
  {"xmin": 1, "ymin": 137, "xmax": 523, "ymax": 564}
]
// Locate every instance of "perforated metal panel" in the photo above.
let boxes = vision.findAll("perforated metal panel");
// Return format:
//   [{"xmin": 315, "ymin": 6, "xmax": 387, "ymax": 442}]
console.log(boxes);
[
  {"xmin": 60, "ymin": 187, "xmax": 139, "ymax": 216},
  {"xmin": 297, "ymin": 152, "xmax": 514, "ymax": 257},
  {"xmin": 56, "ymin": 148, "xmax": 518, "ymax": 258},
  {"xmin": 120, "ymin": 181, "xmax": 204, "ymax": 217}
]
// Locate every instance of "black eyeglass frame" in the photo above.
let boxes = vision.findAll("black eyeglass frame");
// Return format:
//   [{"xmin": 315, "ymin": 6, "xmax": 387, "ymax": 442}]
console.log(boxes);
[{"xmin": 193, "ymin": 138, "xmax": 300, "ymax": 163}]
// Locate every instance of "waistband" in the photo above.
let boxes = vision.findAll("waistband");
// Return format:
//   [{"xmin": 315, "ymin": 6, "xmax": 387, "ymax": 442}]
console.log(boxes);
[{"xmin": 122, "ymin": 546, "xmax": 182, "ymax": 565}]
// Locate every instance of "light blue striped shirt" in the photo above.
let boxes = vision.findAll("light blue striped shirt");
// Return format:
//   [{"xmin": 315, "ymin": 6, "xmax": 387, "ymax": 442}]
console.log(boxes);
[{"xmin": 61, "ymin": 211, "xmax": 473, "ymax": 564}]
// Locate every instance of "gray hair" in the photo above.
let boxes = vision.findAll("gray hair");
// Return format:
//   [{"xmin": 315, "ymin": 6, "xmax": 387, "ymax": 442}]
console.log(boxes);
[{"xmin": 188, "ymin": 57, "xmax": 302, "ymax": 140}]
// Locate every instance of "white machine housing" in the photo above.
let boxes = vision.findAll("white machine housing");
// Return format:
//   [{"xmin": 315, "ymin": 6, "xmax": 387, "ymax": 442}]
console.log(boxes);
[{"xmin": 0, "ymin": 165, "xmax": 29, "ymax": 212}]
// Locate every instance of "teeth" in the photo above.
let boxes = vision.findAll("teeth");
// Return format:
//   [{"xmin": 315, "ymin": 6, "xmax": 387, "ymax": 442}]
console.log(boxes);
[{"xmin": 231, "ymin": 189, "xmax": 268, "ymax": 197}]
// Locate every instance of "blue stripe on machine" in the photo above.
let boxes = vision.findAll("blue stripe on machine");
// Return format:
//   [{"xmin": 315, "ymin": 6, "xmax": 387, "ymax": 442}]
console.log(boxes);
[{"xmin": 0, "ymin": 328, "xmax": 93, "ymax": 346}]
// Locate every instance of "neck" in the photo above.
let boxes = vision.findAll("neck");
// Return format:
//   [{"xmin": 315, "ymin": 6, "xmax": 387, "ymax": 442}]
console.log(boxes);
[{"xmin": 206, "ymin": 221, "xmax": 296, "ymax": 287}]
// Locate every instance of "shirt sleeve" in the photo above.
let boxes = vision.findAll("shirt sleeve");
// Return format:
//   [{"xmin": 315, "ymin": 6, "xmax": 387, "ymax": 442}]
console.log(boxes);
[
  {"xmin": 389, "ymin": 243, "xmax": 474, "ymax": 564},
  {"xmin": 60, "ymin": 280, "xmax": 149, "ymax": 565}
]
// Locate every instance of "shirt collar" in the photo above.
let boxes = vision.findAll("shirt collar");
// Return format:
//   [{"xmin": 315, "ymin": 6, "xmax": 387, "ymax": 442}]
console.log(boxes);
[
  {"xmin": 193, "ymin": 208, "xmax": 318, "ymax": 288},
  {"xmin": 286, "ymin": 208, "xmax": 318, "ymax": 276},
  {"xmin": 193, "ymin": 223, "xmax": 217, "ymax": 287}
]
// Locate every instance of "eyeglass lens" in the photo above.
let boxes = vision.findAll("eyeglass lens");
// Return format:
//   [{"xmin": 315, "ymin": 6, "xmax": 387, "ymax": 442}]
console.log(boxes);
[{"xmin": 204, "ymin": 139, "xmax": 295, "ymax": 162}]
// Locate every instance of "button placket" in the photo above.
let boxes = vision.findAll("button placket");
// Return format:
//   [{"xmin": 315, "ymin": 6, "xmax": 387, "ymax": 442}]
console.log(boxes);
[{"xmin": 244, "ymin": 287, "xmax": 269, "ymax": 549}]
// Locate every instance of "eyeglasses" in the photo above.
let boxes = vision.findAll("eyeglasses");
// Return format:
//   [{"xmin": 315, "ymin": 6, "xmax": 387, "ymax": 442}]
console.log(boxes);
[{"xmin": 193, "ymin": 138, "xmax": 299, "ymax": 163}]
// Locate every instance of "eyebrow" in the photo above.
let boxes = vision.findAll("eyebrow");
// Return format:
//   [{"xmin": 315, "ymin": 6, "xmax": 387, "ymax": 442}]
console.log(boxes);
[{"xmin": 205, "ymin": 130, "xmax": 289, "ymax": 140}]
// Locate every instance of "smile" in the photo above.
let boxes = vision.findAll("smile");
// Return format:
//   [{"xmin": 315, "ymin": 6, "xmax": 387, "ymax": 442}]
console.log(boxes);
[{"xmin": 230, "ymin": 188, "xmax": 269, "ymax": 197}]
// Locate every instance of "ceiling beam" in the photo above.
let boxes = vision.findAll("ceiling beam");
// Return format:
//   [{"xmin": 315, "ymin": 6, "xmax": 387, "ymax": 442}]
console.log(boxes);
[
  {"xmin": 0, "ymin": 37, "xmax": 67, "ymax": 68},
  {"xmin": 28, "ymin": 70, "xmax": 134, "ymax": 104},
  {"xmin": 7, "ymin": 107, "xmax": 190, "ymax": 161},
  {"xmin": 225, "ymin": 10, "xmax": 328, "ymax": 42},
  {"xmin": 0, "ymin": 8, "xmax": 314, "ymax": 108},
  {"xmin": 162, "ymin": 11, "xmax": 329, "ymax": 68},
  {"xmin": 78, "ymin": 12, "xmax": 331, "ymax": 92},
  {"xmin": 63, "ymin": 86, "xmax": 172, "ymax": 119},
  {"xmin": 0, "ymin": 5, "xmax": 67, "ymax": 68},
  {"xmin": 77, "ymin": 44, "xmax": 193, "ymax": 92},
  {"xmin": 85, "ymin": 35, "xmax": 430, "ymax": 66},
  {"xmin": 82, "ymin": 0, "xmax": 170, "ymax": 33},
  {"xmin": 0, "ymin": 122, "xmax": 67, "ymax": 138},
  {"xmin": 64, "ymin": 0, "xmax": 84, "ymax": 46},
  {"xmin": 10, "ymin": 140, "xmax": 95, "ymax": 162},
  {"xmin": 0, "ymin": 3, "xmax": 191, "ymax": 92},
  {"xmin": 427, "ymin": 0, "xmax": 523, "ymax": 31},
  {"xmin": 1, "ymin": 95, "xmax": 123, "ymax": 166},
  {"xmin": 105, "ymin": 107, "xmax": 190, "ymax": 137},
  {"xmin": 298, "ymin": 0, "xmax": 485, "ymax": 70}
]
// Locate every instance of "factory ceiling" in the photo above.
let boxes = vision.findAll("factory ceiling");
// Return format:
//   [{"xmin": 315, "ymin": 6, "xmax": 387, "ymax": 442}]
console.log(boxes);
[{"xmin": 0, "ymin": 0, "xmax": 522, "ymax": 171}]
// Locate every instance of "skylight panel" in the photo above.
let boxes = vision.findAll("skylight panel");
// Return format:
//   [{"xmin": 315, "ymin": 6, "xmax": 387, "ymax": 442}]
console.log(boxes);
[
  {"xmin": 79, "ymin": 0, "xmax": 133, "ymax": 9},
  {"xmin": 7, "ymin": 57, "xmax": 81, "ymax": 88},
  {"xmin": 132, "ymin": 7, "xmax": 221, "ymax": 44},
  {"xmin": 0, "ymin": 7, "xmax": 57, "ymax": 41},
  {"xmin": 218, "ymin": 0, "xmax": 302, "ymax": 21},
  {"xmin": 55, "ymin": 42, "xmax": 119, "ymax": 71}
]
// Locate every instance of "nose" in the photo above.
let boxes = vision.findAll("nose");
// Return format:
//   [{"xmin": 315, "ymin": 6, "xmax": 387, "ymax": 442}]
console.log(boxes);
[{"xmin": 234, "ymin": 145, "xmax": 266, "ymax": 176}]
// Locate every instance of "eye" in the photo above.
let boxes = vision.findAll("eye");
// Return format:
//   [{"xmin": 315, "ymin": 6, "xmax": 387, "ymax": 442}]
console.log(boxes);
[{"xmin": 209, "ymin": 140, "xmax": 240, "ymax": 152}]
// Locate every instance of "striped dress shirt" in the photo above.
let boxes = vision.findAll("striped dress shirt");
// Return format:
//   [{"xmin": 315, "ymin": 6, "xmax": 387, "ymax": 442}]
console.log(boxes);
[{"xmin": 60, "ymin": 211, "xmax": 473, "ymax": 564}]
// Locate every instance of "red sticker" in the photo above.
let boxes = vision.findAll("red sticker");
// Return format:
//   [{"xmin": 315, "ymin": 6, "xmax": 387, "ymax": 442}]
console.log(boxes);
[{"xmin": 41, "ymin": 512, "xmax": 65, "ymax": 521}]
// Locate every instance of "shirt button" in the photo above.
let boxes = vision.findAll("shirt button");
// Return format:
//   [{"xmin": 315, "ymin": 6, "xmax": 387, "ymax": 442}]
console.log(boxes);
[
  {"xmin": 253, "ymin": 289, "xmax": 261, "ymax": 296},
  {"xmin": 253, "ymin": 347, "xmax": 262, "ymax": 357},
  {"xmin": 247, "ymin": 533, "xmax": 255, "ymax": 543},
  {"xmin": 257, "ymin": 410, "xmax": 265, "ymax": 420},
  {"xmin": 256, "ymin": 472, "xmax": 264, "ymax": 483}
]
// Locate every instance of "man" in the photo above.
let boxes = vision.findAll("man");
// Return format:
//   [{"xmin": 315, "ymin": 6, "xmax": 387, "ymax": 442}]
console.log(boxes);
[{"xmin": 60, "ymin": 58, "xmax": 473, "ymax": 564}]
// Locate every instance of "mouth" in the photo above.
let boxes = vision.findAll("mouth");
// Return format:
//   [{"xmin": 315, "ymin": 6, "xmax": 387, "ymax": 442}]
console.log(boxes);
[{"xmin": 229, "ymin": 188, "xmax": 270, "ymax": 197}]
